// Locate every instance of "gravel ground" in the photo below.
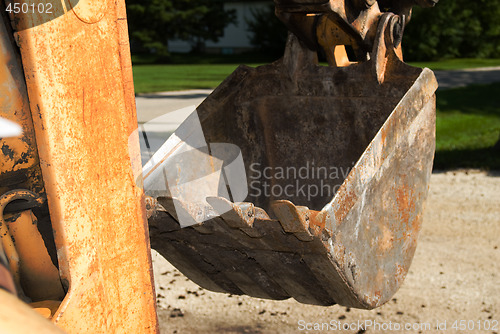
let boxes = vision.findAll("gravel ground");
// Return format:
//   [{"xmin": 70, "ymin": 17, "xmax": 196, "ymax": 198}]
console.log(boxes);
[{"xmin": 152, "ymin": 170, "xmax": 500, "ymax": 334}]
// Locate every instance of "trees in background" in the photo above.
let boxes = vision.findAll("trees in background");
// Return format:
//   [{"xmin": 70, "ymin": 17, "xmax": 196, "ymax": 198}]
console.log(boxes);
[
  {"xmin": 126, "ymin": 0, "xmax": 236, "ymax": 57},
  {"xmin": 246, "ymin": 0, "xmax": 500, "ymax": 61},
  {"xmin": 246, "ymin": 5, "xmax": 288, "ymax": 59},
  {"xmin": 126, "ymin": 0, "xmax": 500, "ymax": 61},
  {"xmin": 404, "ymin": 0, "xmax": 500, "ymax": 61}
]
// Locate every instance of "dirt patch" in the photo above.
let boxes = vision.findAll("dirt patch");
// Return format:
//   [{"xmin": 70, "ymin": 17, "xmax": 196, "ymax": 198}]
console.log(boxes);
[{"xmin": 152, "ymin": 170, "xmax": 500, "ymax": 334}]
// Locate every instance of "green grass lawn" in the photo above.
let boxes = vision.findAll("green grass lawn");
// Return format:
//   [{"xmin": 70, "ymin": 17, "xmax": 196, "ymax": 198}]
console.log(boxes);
[
  {"xmin": 132, "ymin": 52, "xmax": 272, "ymax": 93},
  {"xmin": 409, "ymin": 58, "xmax": 500, "ymax": 71},
  {"xmin": 133, "ymin": 57, "xmax": 500, "ymax": 93},
  {"xmin": 434, "ymin": 83, "xmax": 500, "ymax": 170},
  {"xmin": 133, "ymin": 64, "xmax": 261, "ymax": 93},
  {"xmin": 132, "ymin": 57, "xmax": 500, "ymax": 170}
]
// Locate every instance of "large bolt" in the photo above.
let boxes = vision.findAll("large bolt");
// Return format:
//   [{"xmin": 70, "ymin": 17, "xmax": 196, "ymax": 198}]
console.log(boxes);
[{"xmin": 389, "ymin": 14, "xmax": 405, "ymax": 47}]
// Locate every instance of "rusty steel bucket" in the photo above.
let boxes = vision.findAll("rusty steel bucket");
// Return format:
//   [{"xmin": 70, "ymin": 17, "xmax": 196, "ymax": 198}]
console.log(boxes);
[{"xmin": 145, "ymin": 22, "xmax": 438, "ymax": 308}]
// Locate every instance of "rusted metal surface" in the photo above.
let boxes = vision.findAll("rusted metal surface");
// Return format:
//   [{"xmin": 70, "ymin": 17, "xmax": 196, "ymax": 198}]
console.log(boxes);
[
  {"xmin": 148, "ymin": 0, "xmax": 438, "ymax": 309},
  {"xmin": 0, "ymin": 9, "xmax": 47, "ymax": 205},
  {"xmin": 0, "ymin": 190, "xmax": 24, "ymax": 297},
  {"xmin": 1, "ymin": 11, "xmax": 63, "ymax": 305},
  {"xmin": 0, "ymin": 188, "xmax": 64, "ymax": 304},
  {"xmin": 5, "ymin": 204, "xmax": 65, "ymax": 302},
  {"xmin": 7, "ymin": 0, "xmax": 159, "ymax": 332}
]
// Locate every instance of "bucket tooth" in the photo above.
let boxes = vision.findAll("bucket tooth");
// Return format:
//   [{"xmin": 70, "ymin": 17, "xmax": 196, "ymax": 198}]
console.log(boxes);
[
  {"xmin": 254, "ymin": 207, "xmax": 271, "ymax": 220},
  {"xmin": 272, "ymin": 201, "xmax": 314, "ymax": 241},
  {"xmin": 207, "ymin": 197, "xmax": 261, "ymax": 238},
  {"xmin": 157, "ymin": 196, "xmax": 212, "ymax": 233},
  {"xmin": 207, "ymin": 197, "xmax": 255, "ymax": 228}
]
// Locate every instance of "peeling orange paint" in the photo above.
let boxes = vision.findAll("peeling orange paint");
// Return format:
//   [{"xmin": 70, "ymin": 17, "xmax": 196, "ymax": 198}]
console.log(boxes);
[{"xmin": 8, "ymin": 0, "xmax": 159, "ymax": 332}]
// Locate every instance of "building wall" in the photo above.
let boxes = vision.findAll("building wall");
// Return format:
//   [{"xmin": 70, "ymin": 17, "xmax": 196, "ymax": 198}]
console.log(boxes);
[{"xmin": 168, "ymin": 1, "xmax": 270, "ymax": 54}]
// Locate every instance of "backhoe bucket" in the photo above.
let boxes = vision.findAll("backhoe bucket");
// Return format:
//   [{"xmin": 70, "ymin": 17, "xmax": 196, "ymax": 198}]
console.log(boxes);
[{"xmin": 145, "ymin": 33, "xmax": 438, "ymax": 309}]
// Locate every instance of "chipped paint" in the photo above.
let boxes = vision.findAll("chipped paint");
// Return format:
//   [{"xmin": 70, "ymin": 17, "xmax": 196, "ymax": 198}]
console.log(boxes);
[{"xmin": 6, "ymin": 0, "xmax": 159, "ymax": 332}]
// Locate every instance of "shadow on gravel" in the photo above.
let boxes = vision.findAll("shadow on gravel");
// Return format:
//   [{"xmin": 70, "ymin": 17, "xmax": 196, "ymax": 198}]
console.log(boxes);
[
  {"xmin": 215, "ymin": 325, "xmax": 264, "ymax": 334},
  {"xmin": 487, "ymin": 170, "xmax": 500, "ymax": 177},
  {"xmin": 434, "ymin": 147, "xmax": 500, "ymax": 172},
  {"xmin": 436, "ymin": 82, "xmax": 500, "ymax": 117}
]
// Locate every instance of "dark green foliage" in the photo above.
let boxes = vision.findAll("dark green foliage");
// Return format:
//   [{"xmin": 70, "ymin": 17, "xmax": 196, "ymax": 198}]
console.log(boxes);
[
  {"xmin": 246, "ymin": 5, "xmax": 288, "ymax": 58},
  {"xmin": 126, "ymin": 0, "xmax": 236, "ymax": 57},
  {"xmin": 404, "ymin": 0, "xmax": 500, "ymax": 61},
  {"xmin": 247, "ymin": 1, "xmax": 500, "ymax": 61}
]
